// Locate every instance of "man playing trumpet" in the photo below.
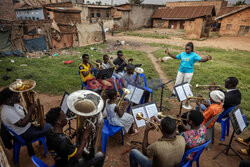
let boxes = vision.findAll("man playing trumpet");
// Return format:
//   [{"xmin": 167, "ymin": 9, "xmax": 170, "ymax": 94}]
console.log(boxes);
[{"xmin": 129, "ymin": 117, "xmax": 186, "ymax": 167}]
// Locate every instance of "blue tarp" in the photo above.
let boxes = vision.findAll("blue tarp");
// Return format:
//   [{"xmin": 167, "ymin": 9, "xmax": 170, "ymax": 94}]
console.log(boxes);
[{"xmin": 23, "ymin": 35, "xmax": 48, "ymax": 52}]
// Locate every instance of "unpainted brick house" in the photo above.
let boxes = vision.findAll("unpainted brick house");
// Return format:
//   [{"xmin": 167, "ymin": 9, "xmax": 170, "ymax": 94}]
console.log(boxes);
[
  {"xmin": 152, "ymin": 6, "xmax": 215, "ymax": 39},
  {"xmin": 216, "ymin": 5, "xmax": 250, "ymax": 37}
]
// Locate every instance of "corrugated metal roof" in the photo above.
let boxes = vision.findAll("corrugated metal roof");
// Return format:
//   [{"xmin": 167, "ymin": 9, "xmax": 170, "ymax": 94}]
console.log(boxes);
[
  {"xmin": 87, "ymin": 5, "xmax": 112, "ymax": 9},
  {"xmin": 152, "ymin": 6, "xmax": 215, "ymax": 20},
  {"xmin": 46, "ymin": 7, "xmax": 81, "ymax": 13},
  {"xmin": 216, "ymin": 5, "xmax": 249, "ymax": 19}
]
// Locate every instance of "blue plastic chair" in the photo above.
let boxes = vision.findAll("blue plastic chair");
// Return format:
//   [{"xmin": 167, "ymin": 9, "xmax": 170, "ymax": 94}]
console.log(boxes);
[
  {"xmin": 31, "ymin": 156, "xmax": 55, "ymax": 167},
  {"xmin": 78, "ymin": 71, "xmax": 88, "ymax": 90},
  {"xmin": 216, "ymin": 106, "xmax": 238, "ymax": 141},
  {"xmin": 2, "ymin": 123, "xmax": 47, "ymax": 165},
  {"xmin": 181, "ymin": 140, "xmax": 211, "ymax": 167},
  {"xmin": 133, "ymin": 73, "xmax": 153, "ymax": 102},
  {"xmin": 102, "ymin": 119, "xmax": 124, "ymax": 154}
]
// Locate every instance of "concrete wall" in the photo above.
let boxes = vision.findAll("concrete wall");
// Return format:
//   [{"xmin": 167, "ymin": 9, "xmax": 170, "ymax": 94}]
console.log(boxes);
[
  {"xmin": 219, "ymin": 8, "xmax": 250, "ymax": 37},
  {"xmin": 166, "ymin": 0, "xmax": 227, "ymax": 15},
  {"xmin": 0, "ymin": 0, "xmax": 16, "ymax": 21},
  {"xmin": 185, "ymin": 18, "xmax": 204, "ymax": 39},
  {"xmin": 16, "ymin": 8, "xmax": 45, "ymax": 20}
]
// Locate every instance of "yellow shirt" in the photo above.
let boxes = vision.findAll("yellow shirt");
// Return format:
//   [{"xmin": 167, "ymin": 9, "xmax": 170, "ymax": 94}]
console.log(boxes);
[{"xmin": 79, "ymin": 63, "xmax": 94, "ymax": 82}]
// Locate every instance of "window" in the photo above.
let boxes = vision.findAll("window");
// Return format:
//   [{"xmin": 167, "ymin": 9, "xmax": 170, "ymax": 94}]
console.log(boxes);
[
  {"xmin": 226, "ymin": 24, "xmax": 232, "ymax": 30},
  {"xmin": 47, "ymin": 13, "xmax": 50, "ymax": 19},
  {"xmin": 245, "ymin": 26, "xmax": 249, "ymax": 33},
  {"xmin": 96, "ymin": 13, "xmax": 101, "ymax": 17},
  {"xmin": 91, "ymin": 13, "xmax": 94, "ymax": 17},
  {"xmin": 32, "ymin": 17, "xmax": 35, "ymax": 20},
  {"xmin": 106, "ymin": 12, "xmax": 110, "ymax": 18}
]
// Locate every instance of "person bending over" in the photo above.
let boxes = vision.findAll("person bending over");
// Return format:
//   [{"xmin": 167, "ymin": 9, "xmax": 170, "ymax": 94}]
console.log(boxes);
[
  {"xmin": 0, "ymin": 88, "xmax": 51, "ymax": 154},
  {"xmin": 129, "ymin": 117, "xmax": 185, "ymax": 167},
  {"xmin": 166, "ymin": 42, "xmax": 212, "ymax": 98},
  {"xmin": 45, "ymin": 107, "xmax": 105, "ymax": 167},
  {"xmin": 106, "ymin": 89, "xmax": 138, "ymax": 135}
]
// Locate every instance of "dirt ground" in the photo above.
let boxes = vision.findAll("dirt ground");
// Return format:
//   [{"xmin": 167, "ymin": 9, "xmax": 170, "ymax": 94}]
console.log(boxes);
[{"xmin": 1, "ymin": 30, "xmax": 250, "ymax": 167}]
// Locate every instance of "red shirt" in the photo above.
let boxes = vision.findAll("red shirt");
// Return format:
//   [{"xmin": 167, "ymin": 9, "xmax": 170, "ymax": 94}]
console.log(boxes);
[{"xmin": 202, "ymin": 103, "xmax": 223, "ymax": 128}]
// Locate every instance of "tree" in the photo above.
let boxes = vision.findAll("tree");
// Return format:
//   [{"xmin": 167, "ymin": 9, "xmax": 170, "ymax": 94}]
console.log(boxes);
[
  {"xmin": 234, "ymin": 0, "xmax": 247, "ymax": 6},
  {"xmin": 129, "ymin": 0, "xmax": 144, "ymax": 5}
]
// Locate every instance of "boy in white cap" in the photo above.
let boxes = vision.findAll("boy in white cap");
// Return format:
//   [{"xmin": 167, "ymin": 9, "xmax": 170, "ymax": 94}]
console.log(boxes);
[{"xmin": 197, "ymin": 90, "xmax": 225, "ymax": 128}]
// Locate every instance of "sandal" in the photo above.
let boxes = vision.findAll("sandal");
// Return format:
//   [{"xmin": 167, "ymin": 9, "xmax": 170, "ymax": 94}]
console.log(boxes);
[
  {"xmin": 130, "ymin": 129, "xmax": 139, "ymax": 136},
  {"xmin": 236, "ymin": 137, "xmax": 248, "ymax": 146},
  {"xmin": 238, "ymin": 149, "xmax": 249, "ymax": 155}
]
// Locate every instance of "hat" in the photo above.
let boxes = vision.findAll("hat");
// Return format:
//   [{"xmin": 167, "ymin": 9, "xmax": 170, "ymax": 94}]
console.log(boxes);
[
  {"xmin": 210, "ymin": 90, "xmax": 225, "ymax": 103},
  {"xmin": 126, "ymin": 63, "xmax": 135, "ymax": 70}
]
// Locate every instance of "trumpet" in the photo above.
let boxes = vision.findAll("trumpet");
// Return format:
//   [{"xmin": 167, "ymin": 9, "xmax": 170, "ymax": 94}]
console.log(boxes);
[
  {"xmin": 136, "ymin": 112, "xmax": 160, "ymax": 131},
  {"xmin": 157, "ymin": 112, "xmax": 186, "ymax": 126},
  {"xmin": 196, "ymin": 84, "xmax": 221, "ymax": 88},
  {"xmin": 187, "ymin": 96, "xmax": 208, "ymax": 101}
]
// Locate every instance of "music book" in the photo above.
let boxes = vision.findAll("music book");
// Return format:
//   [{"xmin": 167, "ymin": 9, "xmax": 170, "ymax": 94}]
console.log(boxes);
[
  {"xmin": 174, "ymin": 82, "xmax": 193, "ymax": 102},
  {"xmin": 229, "ymin": 107, "xmax": 247, "ymax": 135},
  {"xmin": 131, "ymin": 103, "xmax": 159, "ymax": 128},
  {"xmin": 61, "ymin": 91, "xmax": 69, "ymax": 114},
  {"xmin": 125, "ymin": 84, "xmax": 144, "ymax": 104}
]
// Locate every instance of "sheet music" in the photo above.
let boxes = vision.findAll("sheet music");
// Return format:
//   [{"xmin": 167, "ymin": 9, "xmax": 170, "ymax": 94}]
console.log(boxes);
[
  {"xmin": 132, "ymin": 107, "xmax": 147, "ymax": 128},
  {"xmin": 183, "ymin": 83, "xmax": 193, "ymax": 97},
  {"xmin": 175, "ymin": 86, "xmax": 187, "ymax": 101},
  {"xmin": 145, "ymin": 103, "xmax": 159, "ymax": 121},
  {"xmin": 61, "ymin": 94, "xmax": 69, "ymax": 114},
  {"xmin": 131, "ymin": 87, "xmax": 144, "ymax": 104},
  {"xmin": 125, "ymin": 84, "xmax": 135, "ymax": 100},
  {"xmin": 234, "ymin": 109, "xmax": 246, "ymax": 132}
]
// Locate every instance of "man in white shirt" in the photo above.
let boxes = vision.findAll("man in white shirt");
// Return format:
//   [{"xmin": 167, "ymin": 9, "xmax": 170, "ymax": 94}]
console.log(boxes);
[{"xmin": 0, "ymin": 88, "xmax": 51, "ymax": 143}]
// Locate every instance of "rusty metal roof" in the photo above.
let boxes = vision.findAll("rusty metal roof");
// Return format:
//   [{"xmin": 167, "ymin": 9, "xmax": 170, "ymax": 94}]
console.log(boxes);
[
  {"xmin": 216, "ymin": 5, "xmax": 249, "ymax": 20},
  {"xmin": 152, "ymin": 6, "xmax": 215, "ymax": 20},
  {"xmin": 45, "ymin": 7, "xmax": 81, "ymax": 13}
]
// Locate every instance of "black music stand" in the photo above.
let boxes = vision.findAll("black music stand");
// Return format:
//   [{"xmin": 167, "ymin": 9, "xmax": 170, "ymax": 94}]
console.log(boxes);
[
  {"xmin": 174, "ymin": 82, "xmax": 193, "ymax": 115},
  {"xmin": 213, "ymin": 106, "xmax": 246, "ymax": 160},
  {"xmin": 159, "ymin": 80, "xmax": 174, "ymax": 112},
  {"xmin": 61, "ymin": 91, "xmax": 76, "ymax": 137},
  {"xmin": 96, "ymin": 67, "xmax": 114, "ymax": 80}
]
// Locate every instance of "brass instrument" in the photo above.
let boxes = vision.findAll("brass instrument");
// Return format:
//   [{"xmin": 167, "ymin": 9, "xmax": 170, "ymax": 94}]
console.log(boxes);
[
  {"xmin": 134, "ymin": 67, "xmax": 144, "ymax": 87},
  {"xmin": 117, "ymin": 88, "xmax": 131, "ymax": 107},
  {"xmin": 196, "ymin": 84, "xmax": 222, "ymax": 88},
  {"xmin": 182, "ymin": 95, "xmax": 209, "ymax": 110},
  {"xmin": 136, "ymin": 112, "xmax": 160, "ymax": 131},
  {"xmin": 67, "ymin": 90, "xmax": 104, "ymax": 158},
  {"xmin": 9, "ymin": 79, "xmax": 45, "ymax": 128},
  {"xmin": 158, "ymin": 112, "xmax": 186, "ymax": 127},
  {"xmin": 91, "ymin": 60, "xmax": 102, "ymax": 70}
]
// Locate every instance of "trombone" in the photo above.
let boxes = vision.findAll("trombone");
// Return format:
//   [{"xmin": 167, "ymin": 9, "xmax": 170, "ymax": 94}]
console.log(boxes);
[
  {"xmin": 91, "ymin": 60, "xmax": 102, "ymax": 70},
  {"xmin": 136, "ymin": 112, "xmax": 160, "ymax": 131},
  {"xmin": 196, "ymin": 84, "xmax": 221, "ymax": 88}
]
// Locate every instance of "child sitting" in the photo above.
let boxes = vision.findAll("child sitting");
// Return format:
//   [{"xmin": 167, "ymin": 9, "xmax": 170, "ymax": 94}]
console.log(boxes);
[{"xmin": 106, "ymin": 89, "xmax": 138, "ymax": 134}]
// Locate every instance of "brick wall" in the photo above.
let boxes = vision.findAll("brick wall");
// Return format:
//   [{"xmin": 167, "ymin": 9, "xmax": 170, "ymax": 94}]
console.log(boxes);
[
  {"xmin": 0, "ymin": 0, "xmax": 15, "ymax": 20},
  {"xmin": 185, "ymin": 18, "xmax": 204, "ymax": 39},
  {"xmin": 166, "ymin": 1, "xmax": 227, "ymax": 15},
  {"xmin": 153, "ymin": 19, "xmax": 169, "ymax": 28},
  {"xmin": 219, "ymin": 8, "xmax": 250, "ymax": 37}
]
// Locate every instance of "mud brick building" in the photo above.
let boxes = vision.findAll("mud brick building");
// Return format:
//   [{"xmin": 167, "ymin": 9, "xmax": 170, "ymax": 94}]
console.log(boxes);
[
  {"xmin": 152, "ymin": 6, "xmax": 215, "ymax": 39},
  {"xmin": 165, "ymin": 0, "xmax": 227, "ymax": 16},
  {"xmin": 216, "ymin": 5, "xmax": 250, "ymax": 37},
  {"xmin": 0, "ymin": 0, "xmax": 16, "ymax": 21}
]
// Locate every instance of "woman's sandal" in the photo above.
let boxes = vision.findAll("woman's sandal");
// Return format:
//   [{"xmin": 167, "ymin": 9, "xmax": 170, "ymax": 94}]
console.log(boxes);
[
  {"xmin": 236, "ymin": 137, "xmax": 248, "ymax": 146},
  {"xmin": 238, "ymin": 149, "xmax": 249, "ymax": 155}
]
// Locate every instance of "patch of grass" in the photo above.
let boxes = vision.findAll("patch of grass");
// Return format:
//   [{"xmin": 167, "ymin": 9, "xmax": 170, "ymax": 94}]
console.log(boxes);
[
  {"xmin": 152, "ymin": 44, "xmax": 250, "ymax": 120},
  {"xmin": 125, "ymin": 32, "xmax": 170, "ymax": 39},
  {"xmin": 147, "ymin": 43, "xmax": 183, "ymax": 51}
]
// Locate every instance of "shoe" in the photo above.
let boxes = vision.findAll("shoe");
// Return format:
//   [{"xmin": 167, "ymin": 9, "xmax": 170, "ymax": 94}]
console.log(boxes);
[
  {"xmin": 169, "ymin": 93, "xmax": 176, "ymax": 98},
  {"xmin": 236, "ymin": 137, "xmax": 248, "ymax": 146}
]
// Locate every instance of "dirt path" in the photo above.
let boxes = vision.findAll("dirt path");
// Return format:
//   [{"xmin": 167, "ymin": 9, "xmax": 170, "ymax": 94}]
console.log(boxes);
[{"xmin": 108, "ymin": 34, "xmax": 250, "ymax": 51}]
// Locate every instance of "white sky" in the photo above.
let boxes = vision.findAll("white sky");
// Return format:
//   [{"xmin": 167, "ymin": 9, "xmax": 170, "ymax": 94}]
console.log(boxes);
[{"xmin": 86, "ymin": 0, "xmax": 250, "ymax": 5}]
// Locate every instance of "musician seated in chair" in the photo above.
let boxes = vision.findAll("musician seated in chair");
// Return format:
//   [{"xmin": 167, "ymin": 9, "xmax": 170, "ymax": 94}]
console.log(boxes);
[
  {"xmin": 0, "ymin": 88, "xmax": 51, "ymax": 153},
  {"xmin": 45, "ymin": 107, "xmax": 105, "ymax": 167},
  {"xmin": 122, "ymin": 63, "xmax": 150, "ymax": 103},
  {"xmin": 79, "ymin": 54, "xmax": 102, "ymax": 91},
  {"xmin": 102, "ymin": 54, "xmax": 112, "ymax": 69},
  {"xmin": 197, "ymin": 90, "xmax": 225, "ymax": 128},
  {"xmin": 178, "ymin": 110, "xmax": 206, "ymax": 160},
  {"xmin": 113, "ymin": 50, "xmax": 128, "ymax": 79},
  {"xmin": 129, "ymin": 117, "xmax": 185, "ymax": 167},
  {"xmin": 106, "ymin": 89, "xmax": 138, "ymax": 135}
]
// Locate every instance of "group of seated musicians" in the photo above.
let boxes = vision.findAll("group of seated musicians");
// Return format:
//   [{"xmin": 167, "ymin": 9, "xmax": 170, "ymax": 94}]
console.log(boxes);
[{"xmin": 0, "ymin": 49, "xmax": 245, "ymax": 167}]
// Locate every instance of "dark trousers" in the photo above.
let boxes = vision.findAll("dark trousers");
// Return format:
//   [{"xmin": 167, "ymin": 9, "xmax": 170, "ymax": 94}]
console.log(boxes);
[{"xmin": 77, "ymin": 152, "xmax": 105, "ymax": 167}]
